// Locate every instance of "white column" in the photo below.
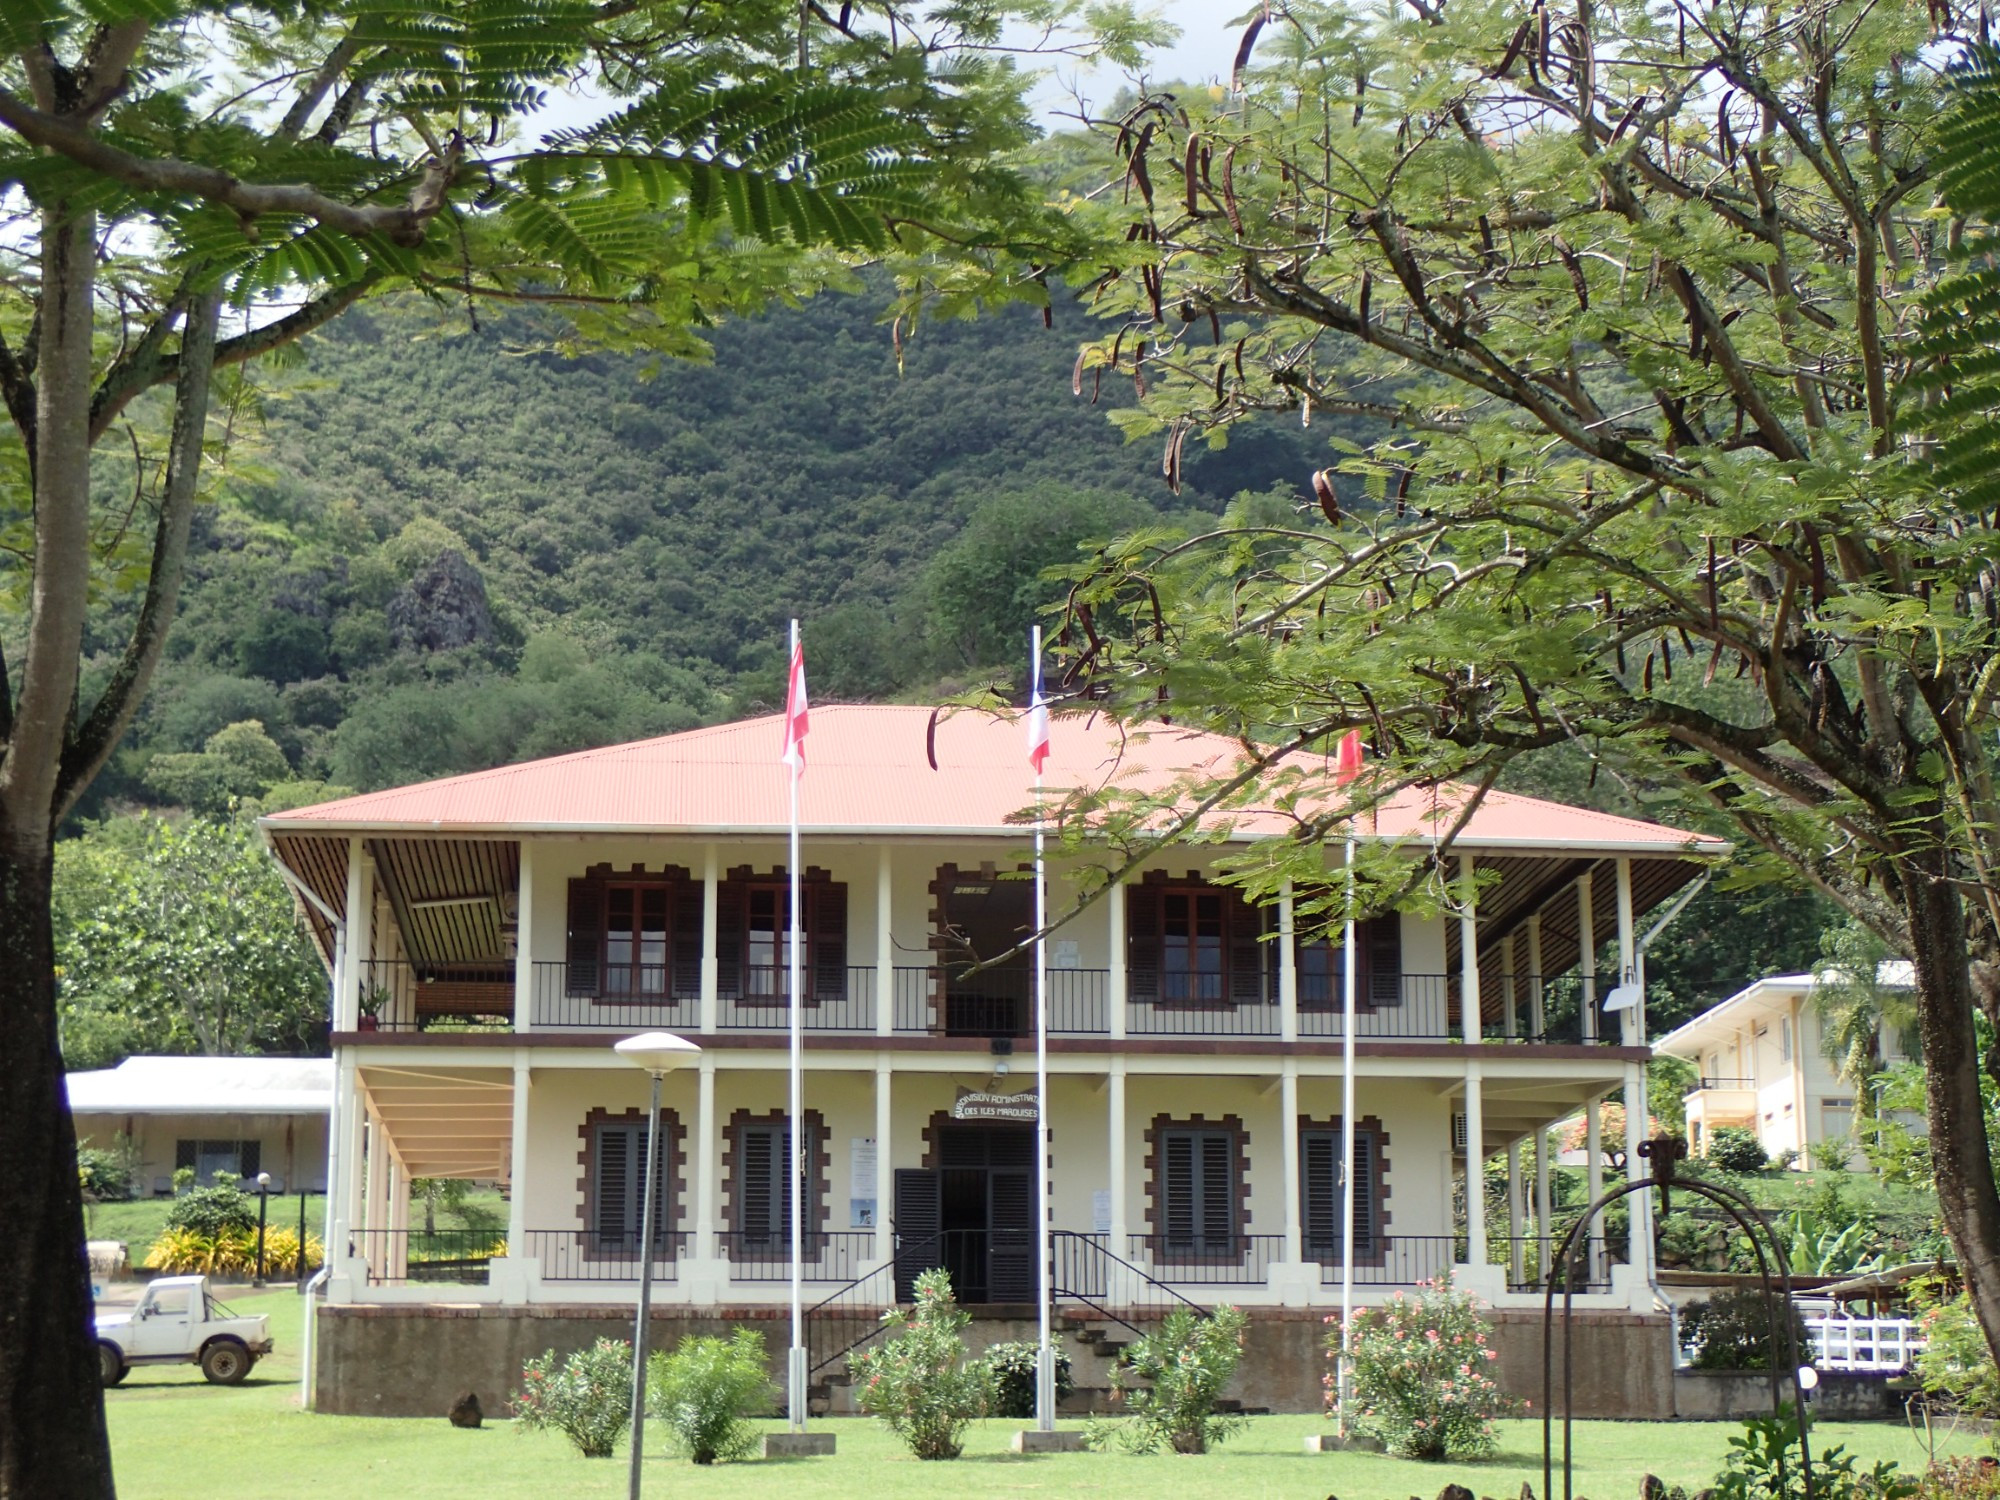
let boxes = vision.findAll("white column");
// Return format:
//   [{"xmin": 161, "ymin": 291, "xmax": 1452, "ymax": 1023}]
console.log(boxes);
[
  {"xmin": 1278, "ymin": 880, "xmax": 1298, "ymax": 1044},
  {"xmin": 1281, "ymin": 1062, "xmax": 1301, "ymax": 1263},
  {"xmin": 337, "ymin": 836, "xmax": 364, "ymax": 1030},
  {"xmin": 1578, "ymin": 870, "xmax": 1597, "ymax": 1043},
  {"xmin": 514, "ymin": 840, "xmax": 536, "ymax": 1033},
  {"xmin": 1526, "ymin": 915, "xmax": 1546, "ymax": 1040},
  {"xmin": 1534, "ymin": 1123, "xmax": 1552, "ymax": 1284},
  {"xmin": 696, "ymin": 1055, "xmax": 719, "ymax": 1260},
  {"xmin": 1506, "ymin": 1139, "xmax": 1525, "ymax": 1287},
  {"xmin": 874, "ymin": 1062, "xmax": 893, "ymax": 1265},
  {"xmin": 1585, "ymin": 1092, "xmax": 1605, "ymax": 1283},
  {"xmin": 1463, "ymin": 1064, "xmax": 1486, "ymax": 1266},
  {"xmin": 508, "ymin": 1056, "xmax": 531, "ymax": 1252},
  {"xmin": 1458, "ymin": 855, "xmax": 1481, "ymax": 1044},
  {"xmin": 1615, "ymin": 858, "xmax": 1637, "ymax": 1048},
  {"xmin": 331, "ymin": 1053, "xmax": 364, "ymax": 1275},
  {"xmin": 1108, "ymin": 879, "xmax": 1128, "ymax": 1041},
  {"xmin": 1500, "ymin": 934, "xmax": 1517, "ymax": 1039},
  {"xmin": 1107, "ymin": 1062, "xmax": 1128, "ymax": 1251},
  {"xmin": 700, "ymin": 844, "xmax": 719, "ymax": 1034},
  {"xmin": 387, "ymin": 1156, "xmax": 410, "ymax": 1282},
  {"xmin": 876, "ymin": 847, "xmax": 894, "ymax": 1038}
]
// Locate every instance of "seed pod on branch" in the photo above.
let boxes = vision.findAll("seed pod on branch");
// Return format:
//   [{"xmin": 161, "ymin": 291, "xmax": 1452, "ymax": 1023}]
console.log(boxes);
[{"xmin": 1313, "ymin": 469, "xmax": 1340, "ymax": 524}]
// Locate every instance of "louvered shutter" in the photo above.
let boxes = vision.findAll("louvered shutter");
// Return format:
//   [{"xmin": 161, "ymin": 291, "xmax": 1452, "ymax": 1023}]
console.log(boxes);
[
  {"xmin": 1351, "ymin": 1131, "xmax": 1377, "ymax": 1253},
  {"xmin": 813, "ymin": 883, "xmax": 848, "ymax": 1000},
  {"xmin": 1126, "ymin": 886, "xmax": 1159, "ymax": 1003},
  {"xmin": 740, "ymin": 1126, "xmax": 779, "ymax": 1246},
  {"xmin": 1163, "ymin": 1132, "xmax": 1195, "ymax": 1247},
  {"xmin": 715, "ymin": 880, "xmax": 744, "ymax": 1000},
  {"xmin": 1229, "ymin": 895, "xmax": 1266, "ymax": 1003},
  {"xmin": 1301, "ymin": 1130, "xmax": 1338, "ymax": 1258},
  {"xmin": 671, "ymin": 880, "xmax": 703, "ymax": 998},
  {"xmin": 1366, "ymin": 916, "xmax": 1403, "ymax": 1009},
  {"xmin": 567, "ymin": 875, "xmax": 604, "ymax": 996},
  {"xmin": 893, "ymin": 1169, "xmax": 942, "ymax": 1301},
  {"xmin": 595, "ymin": 1124, "xmax": 632, "ymax": 1247},
  {"xmin": 1199, "ymin": 1131, "xmax": 1234, "ymax": 1250},
  {"xmin": 988, "ymin": 1170, "xmax": 1034, "ymax": 1300}
]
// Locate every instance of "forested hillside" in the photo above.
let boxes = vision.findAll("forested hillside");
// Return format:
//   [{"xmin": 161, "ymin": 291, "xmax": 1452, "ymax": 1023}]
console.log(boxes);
[{"xmin": 87, "ymin": 284, "xmax": 1323, "ymax": 811}]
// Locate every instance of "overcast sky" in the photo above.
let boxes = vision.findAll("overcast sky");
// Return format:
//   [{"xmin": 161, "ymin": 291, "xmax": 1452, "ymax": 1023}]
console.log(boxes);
[{"xmin": 1028, "ymin": 0, "xmax": 1254, "ymax": 125}]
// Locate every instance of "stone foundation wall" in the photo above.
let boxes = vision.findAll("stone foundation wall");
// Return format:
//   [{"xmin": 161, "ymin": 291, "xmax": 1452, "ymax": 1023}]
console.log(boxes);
[{"xmin": 312, "ymin": 1302, "xmax": 1677, "ymax": 1421}]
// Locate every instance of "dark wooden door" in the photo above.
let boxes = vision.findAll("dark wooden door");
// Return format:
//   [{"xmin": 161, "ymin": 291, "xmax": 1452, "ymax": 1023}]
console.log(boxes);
[{"xmin": 936, "ymin": 874, "xmax": 1033, "ymax": 1037}]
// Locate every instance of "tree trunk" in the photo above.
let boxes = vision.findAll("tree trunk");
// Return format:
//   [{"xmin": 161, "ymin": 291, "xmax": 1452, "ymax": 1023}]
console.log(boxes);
[
  {"xmin": 0, "ymin": 840, "xmax": 116, "ymax": 1499},
  {"xmin": 1906, "ymin": 851, "xmax": 2000, "ymax": 1367}
]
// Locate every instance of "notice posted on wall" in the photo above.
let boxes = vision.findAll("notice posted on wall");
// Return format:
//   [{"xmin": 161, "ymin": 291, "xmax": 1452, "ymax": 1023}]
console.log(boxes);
[
  {"xmin": 851, "ymin": 1136, "xmax": 878, "ymax": 1228},
  {"xmin": 1092, "ymin": 1189, "xmax": 1112, "ymax": 1235}
]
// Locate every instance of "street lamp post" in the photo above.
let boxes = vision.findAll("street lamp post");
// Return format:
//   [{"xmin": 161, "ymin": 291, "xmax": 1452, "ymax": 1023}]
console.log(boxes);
[
  {"xmin": 253, "ymin": 1172, "xmax": 272, "ymax": 1287},
  {"xmin": 614, "ymin": 1031, "xmax": 702, "ymax": 1500}
]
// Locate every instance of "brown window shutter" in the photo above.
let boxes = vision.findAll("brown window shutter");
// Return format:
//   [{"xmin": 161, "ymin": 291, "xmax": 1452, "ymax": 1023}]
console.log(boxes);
[
  {"xmin": 714, "ymin": 879, "xmax": 744, "ymax": 998},
  {"xmin": 1366, "ymin": 916, "xmax": 1403, "ymax": 1008},
  {"xmin": 1228, "ymin": 893, "xmax": 1266, "ymax": 1003},
  {"xmin": 812, "ymin": 882, "xmax": 848, "ymax": 999},
  {"xmin": 1126, "ymin": 885, "xmax": 1159, "ymax": 1002},
  {"xmin": 567, "ymin": 875, "xmax": 604, "ymax": 996},
  {"xmin": 671, "ymin": 879, "xmax": 704, "ymax": 998}
]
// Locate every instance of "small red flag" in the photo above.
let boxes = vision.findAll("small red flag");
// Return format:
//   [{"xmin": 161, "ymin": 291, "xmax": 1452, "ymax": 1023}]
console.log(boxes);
[{"xmin": 1334, "ymin": 729, "xmax": 1364, "ymax": 785}]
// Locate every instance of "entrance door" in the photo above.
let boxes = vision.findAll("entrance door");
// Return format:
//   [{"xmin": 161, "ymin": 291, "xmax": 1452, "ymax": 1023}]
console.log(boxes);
[
  {"xmin": 936, "ymin": 874, "xmax": 1032, "ymax": 1037},
  {"xmin": 891, "ymin": 1124, "xmax": 1035, "ymax": 1302}
]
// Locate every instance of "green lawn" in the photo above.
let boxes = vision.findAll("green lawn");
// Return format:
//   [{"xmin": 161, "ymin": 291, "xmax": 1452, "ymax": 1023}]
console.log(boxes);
[{"xmin": 106, "ymin": 1289, "xmax": 1986, "ymax": 1500}]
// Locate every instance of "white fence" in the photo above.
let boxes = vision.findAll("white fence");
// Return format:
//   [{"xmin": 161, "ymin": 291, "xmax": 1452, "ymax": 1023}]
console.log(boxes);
[{"xmin": 1806, "ymin": 1316, "xmax": 1926, "ymax": 1372}]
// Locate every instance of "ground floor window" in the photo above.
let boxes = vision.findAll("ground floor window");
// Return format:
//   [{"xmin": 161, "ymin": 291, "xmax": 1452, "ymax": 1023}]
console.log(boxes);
[
  {"xmin": 1298, "ymin": 1117, "xmax": 1387, "ymax": 1262},
  {"xmin": 723, "ymin": 1108, "xmax": 828, "ymax": 1254},
  {"xmin": 582, "ymin": 1108, "xmax": 683, "ymax": 1252},
  {"xmin": 173, "ymin": 1138, "xmax": 260, "ymax": 1185},
  {"xmin": 1146, "ymin": 1114, "xmax": 1249, "ymax": 1259}
]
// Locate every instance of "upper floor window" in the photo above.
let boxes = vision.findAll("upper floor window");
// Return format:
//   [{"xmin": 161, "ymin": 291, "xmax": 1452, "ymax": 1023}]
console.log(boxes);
[
  {"xmin": 1127, "ymin": 876, "xmax": 1269, "ymax": 1005},
  {"xmin": 566, "ymin": 865, "xmax": 700, "ymax": 999},
  {"xmin": 718, "ymin": 868, "xmax": 847, "ymax": 1002},
  {"xmin": 1296, "ymin": 916, "xmax": 1403, "ymax": 1011}
]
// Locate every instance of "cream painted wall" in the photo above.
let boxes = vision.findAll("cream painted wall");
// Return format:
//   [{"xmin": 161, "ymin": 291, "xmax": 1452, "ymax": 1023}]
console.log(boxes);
[{"xmin": 509, "ymin": 1062, "xmax": 1463, "ymax": 1244}]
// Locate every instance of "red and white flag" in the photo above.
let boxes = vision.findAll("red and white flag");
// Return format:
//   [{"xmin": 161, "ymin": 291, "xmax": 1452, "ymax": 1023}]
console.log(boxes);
[
  {"xmin": 780, "ymin": 637, "xmax": 809, "ymax": 775},
  {"xmin": 1334, "ymin": 728, "xmax": 1364, "ymax": 785}
]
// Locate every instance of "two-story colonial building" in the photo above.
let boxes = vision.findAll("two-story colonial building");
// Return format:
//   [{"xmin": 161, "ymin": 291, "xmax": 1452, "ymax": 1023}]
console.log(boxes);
[{"xmin": 264, "ymin": 706, "xmax": 1721, "ymax": 1418}]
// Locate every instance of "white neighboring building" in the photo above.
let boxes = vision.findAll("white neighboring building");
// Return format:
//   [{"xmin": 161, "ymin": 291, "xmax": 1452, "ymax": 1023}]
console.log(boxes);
[
  {"xmin": 66, "ymin": 1056, "xmax": 333, "ymax": 1196},
  {"xmin": 1655, "ymin": 965, "xmax": 1916, "ymax": 1166}
]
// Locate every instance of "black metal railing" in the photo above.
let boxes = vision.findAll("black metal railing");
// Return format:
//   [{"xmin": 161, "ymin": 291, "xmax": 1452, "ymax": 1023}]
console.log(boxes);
[
  {"xmin": 804, "ymin": 1227, "xmax": 950, "ymax": 1385},
  {"xmin": 1480, "ymin": 1230, "xmax": 1618, "ymax": 1294},
  {"xmin": 349, "ymin": 1227, "xmax": 502, "ymax": 1285},
  {"xmin": 713, "ymin": 1230, "xmax": 876, "ymax": 1283},
  {"xmin": 1128, "ymin": 996, "xmax": 1282, "ymax": 1037},
  {"xmin": 530, "ymin": 960, "xmax": 700, "ymax": 1030},
  {"xmin": 715, "ymin": 969, "xmax": 876, "ymax": 1032},
  {"xmin": 1051, "ymin": 1231, "xmax": 1207, "ymax": 1342},
  {"xmin": 525, "ymin": 1228, "xmax": 690, "ymax": 1281},
  {"xmin": 1128, "ymin": 1233, "xmax": 1285, "ymax": 1285},
  {"xmin": 1311, "ymin": 1233, "xmax": 1457, "ymax": 1287},
  {"xmin": 887, "ymin": 968, "xmax": 1110, "ymax": 1038},
  {"xmin": 356, "ymin": 959, "xmax": 515, "ymax": 1033},
  {"xmin": 1692, "ymin": 1075, "xmax": 1758, "ymax": 1092},
  {"xmin": 1298, "ymin": 973, "xmax": 1451, "ymax": 1040}
]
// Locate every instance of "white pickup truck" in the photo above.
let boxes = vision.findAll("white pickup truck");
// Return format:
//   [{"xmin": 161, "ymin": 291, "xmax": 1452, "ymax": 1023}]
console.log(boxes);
[{"xmin": 95, "ymin": 1275, "xmax": 272, "ymax": 1386}]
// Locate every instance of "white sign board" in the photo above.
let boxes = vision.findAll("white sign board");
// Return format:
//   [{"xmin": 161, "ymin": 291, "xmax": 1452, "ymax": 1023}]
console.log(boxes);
[
  {"xmin": 950, "ymin": 1090, "xmax": 1039, "ymax": 1123},
  {"xmin": 850, "ymin": 1137, "xmax": 878, "ymax": 1227}
]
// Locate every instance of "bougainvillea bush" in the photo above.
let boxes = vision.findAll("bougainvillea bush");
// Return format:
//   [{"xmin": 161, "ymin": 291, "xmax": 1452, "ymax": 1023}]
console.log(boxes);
[{"xmin": 1330, "ymin": 1276, "xmax": 1507, "ymax": 1460}]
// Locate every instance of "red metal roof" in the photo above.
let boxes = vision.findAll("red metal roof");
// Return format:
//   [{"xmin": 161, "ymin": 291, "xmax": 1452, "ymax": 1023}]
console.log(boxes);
[{"xmin": 262, "ymin": 705, "xmax": 1721, "ymax": 855}]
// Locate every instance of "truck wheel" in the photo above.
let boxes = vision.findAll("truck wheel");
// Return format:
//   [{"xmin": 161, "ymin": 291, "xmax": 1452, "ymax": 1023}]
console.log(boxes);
[
  {"xmin": 200, "ymin": 1340, "xmax": 251, "ymax": 1385},
  {"xmin": 98, "ymin": 1343, "xmax": 126, "ymax": 1388}
]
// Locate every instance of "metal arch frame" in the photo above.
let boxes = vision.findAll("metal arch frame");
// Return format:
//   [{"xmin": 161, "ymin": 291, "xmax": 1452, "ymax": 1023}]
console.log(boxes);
[{"xmin": 1541, "ymin": 1140, "xmax": 1816, "ymax": 1500}]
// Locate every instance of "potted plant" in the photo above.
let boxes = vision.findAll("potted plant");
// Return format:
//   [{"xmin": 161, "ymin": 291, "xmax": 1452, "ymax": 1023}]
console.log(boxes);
[{"xmin": 357, "ymin": 983, "xmax": 389, "ymax": 1031}]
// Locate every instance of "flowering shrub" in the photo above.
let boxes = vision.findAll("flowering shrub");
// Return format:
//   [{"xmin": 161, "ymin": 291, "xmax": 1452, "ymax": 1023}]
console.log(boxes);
[
  {"xmin": 850, "ymin": 1269, "xmax": 992, "ymax": 1459},
  {"xmin": 1331, "ymin": 1276, "xmax": 1506, "ymax": 1460},
  {"xmin": 512, "ymin": 1338, "xmax": 633, "ymax": 1458},
  {"xmin": 982, "ymin": 1339, "xmax": 1074, "ymax": 1420},
  {"xmin": 647, "ymin": 1329, "xmax": 776, "ymax": 1464},
  {"xmin": 1915, "ymin": 1292, "xmax": 2000, "ymax": 1416},
  {"xmin": 1092, "ymin": 1305, "xmax": 1249, "ymax": 1455}
]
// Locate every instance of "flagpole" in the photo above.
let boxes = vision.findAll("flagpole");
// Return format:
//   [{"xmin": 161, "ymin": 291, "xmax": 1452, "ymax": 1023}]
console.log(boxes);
[
  {"xmin": 1337, "ymin": 832, "xmax": 1358, "ymax": 1437},
  {"xmin": 1031, "ymin": 626, "xmax": 1055, "ymax": 1434},
  {"xmin": 787, "ymin": 617, "xmax": 806, "ymax": 1433}
]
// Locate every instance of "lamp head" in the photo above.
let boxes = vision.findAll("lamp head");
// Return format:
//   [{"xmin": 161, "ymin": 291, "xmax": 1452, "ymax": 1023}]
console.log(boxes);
[
  {"xmin": 257, "ymin": 1172, "xmax": 271, "ymax": 1189},
  {"xmin": 614, "ymin": 1031, "xmax": 702, "ymax": 1076}
]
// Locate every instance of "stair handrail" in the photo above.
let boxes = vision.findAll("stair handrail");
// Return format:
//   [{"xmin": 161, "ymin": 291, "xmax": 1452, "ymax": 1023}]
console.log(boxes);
[
  {"xmin": 803, "ymin": 1228, "xmax": 952, "ymax": 1382},
  {"xmin": 1048, "ymin": 1229, "xmax": 1207, "ymax": 1340}
]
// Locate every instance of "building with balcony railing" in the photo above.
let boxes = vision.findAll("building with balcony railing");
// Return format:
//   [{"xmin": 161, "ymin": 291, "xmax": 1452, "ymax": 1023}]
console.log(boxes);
[
  {"xmin": 265, "ymin": 705, "xmax": 1719, "ymax": 1417},
  {"xmin": 1655, "ymin": 963, "xmax": 1919, "ymax": 1167}
]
